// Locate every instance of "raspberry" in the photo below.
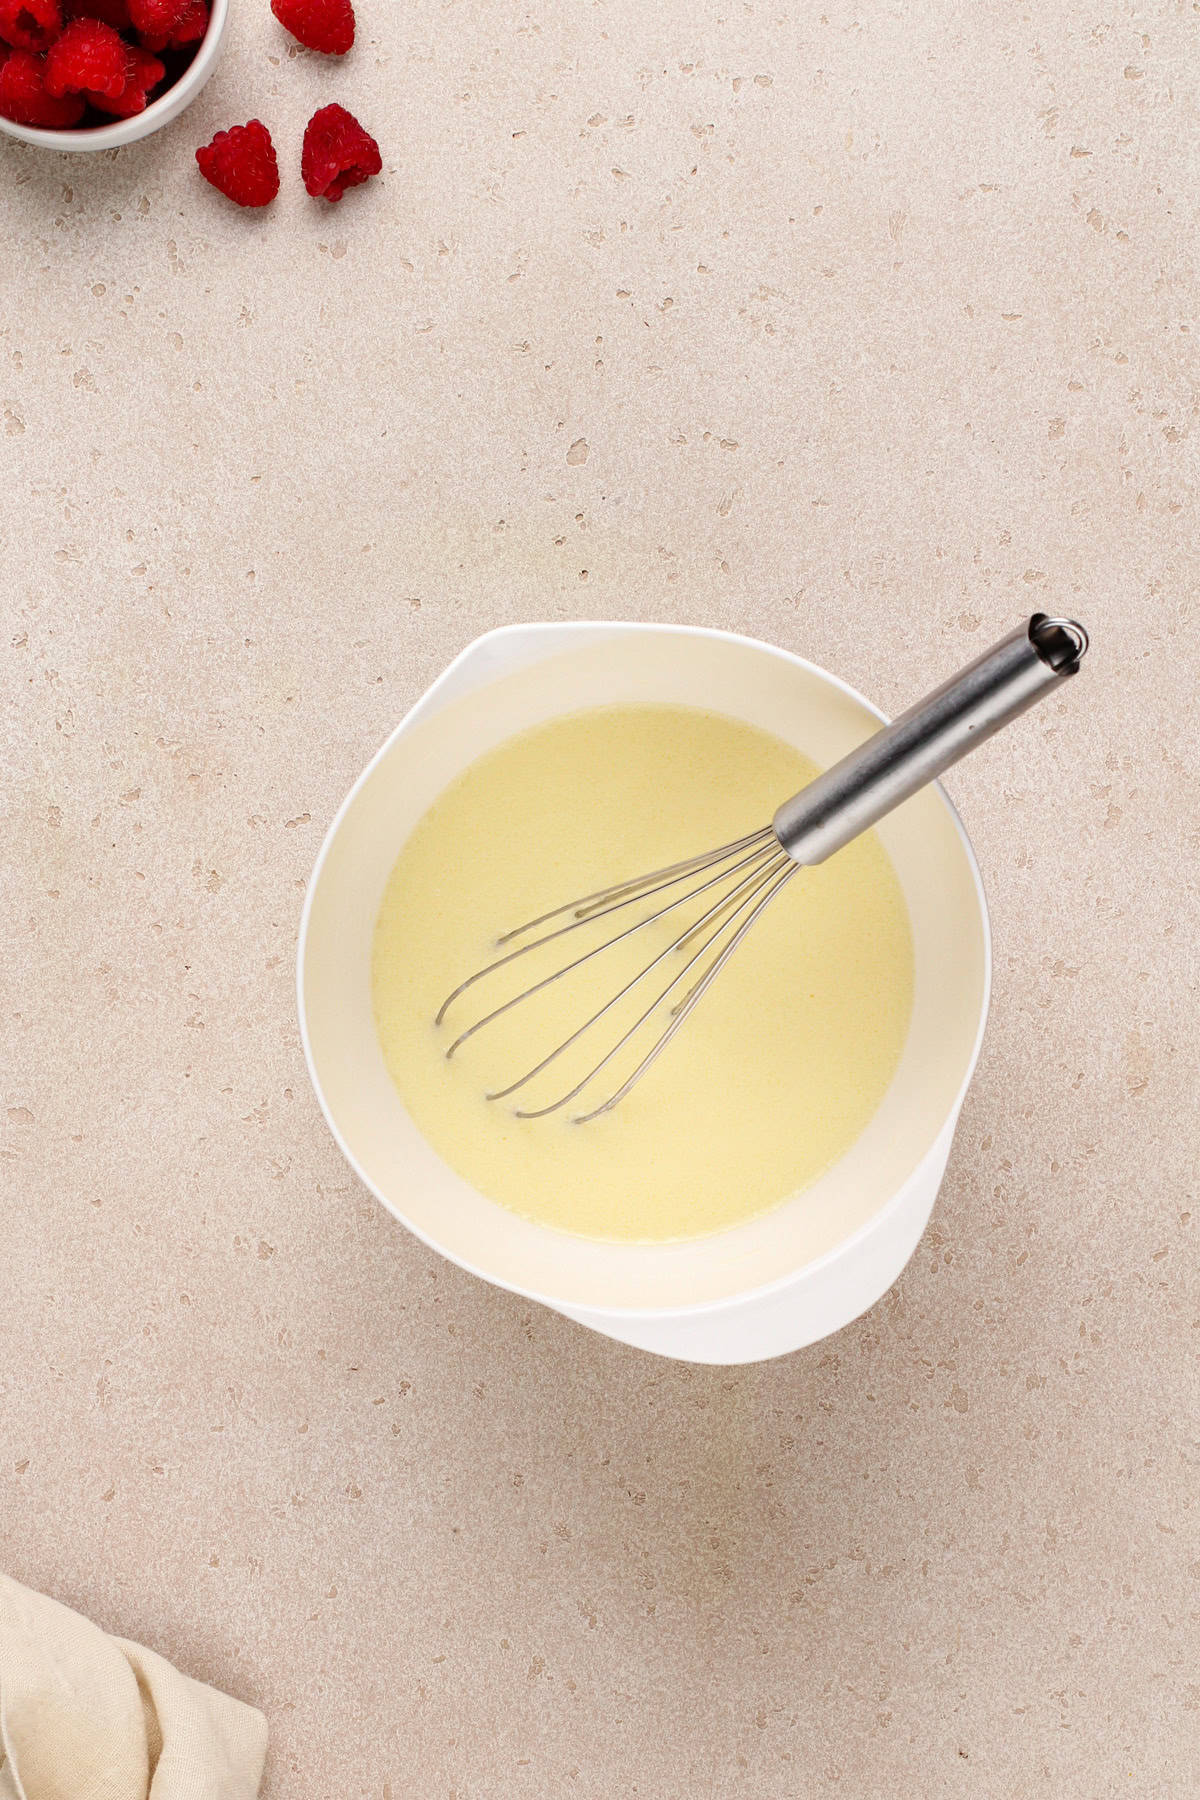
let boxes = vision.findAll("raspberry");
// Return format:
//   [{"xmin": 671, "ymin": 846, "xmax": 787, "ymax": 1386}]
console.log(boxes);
[
  {"xmin": 195, "ymin": 118, "xmax": 279, "ymax": 207},
  {"xmin": 271, "ymin": 0, "xmax": 352, "ymax": 55},
  {"xmin": 166, "ymin": 0, "xmax": 201, "ymax": 38},
  {"xmin": 87, "ymin": 38, "xmax": 160, "ymax": 111},
  {"xmin": 136, "ymin": 0, "xmax": 201, "ymax": 48},
  {"xmin": 301, "ymin": 102, "xmax": 380, "ymax": 201},
  {"xmin": 0, "ymin": 45, "xmax": 84, "ymax": 121},
  {"xmin": 0, "ymin": 0, "xmax": 62, "ymax": 52},
  {"xmin": 64, "ymin": 0, "xmax": 130, "ymax": 26},
  {"xmin": 44, "ymin": 15, "xmax": 129, "ymax": 95},
  {"xmin": 126, "ymin": 0, "xmax": 181, "ymax": 34}
]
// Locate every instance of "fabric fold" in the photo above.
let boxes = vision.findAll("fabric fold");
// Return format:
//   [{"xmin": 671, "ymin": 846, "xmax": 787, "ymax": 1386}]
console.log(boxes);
[{"xmin": 0, "ymin": 1574, "xmax": 266, "ymax": 1800}]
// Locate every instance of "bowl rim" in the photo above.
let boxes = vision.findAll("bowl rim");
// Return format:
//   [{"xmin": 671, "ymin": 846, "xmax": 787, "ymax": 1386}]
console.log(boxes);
[
  {"xmin": 0, "ymin": 0, "xmax": 228, "ymax": 152},
  {"xmin": 296, "ymin": 620, "xmax": 994, "ymax": 1321}
]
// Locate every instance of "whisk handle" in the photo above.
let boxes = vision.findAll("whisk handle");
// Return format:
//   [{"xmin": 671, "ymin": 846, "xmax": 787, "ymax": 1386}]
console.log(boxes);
[{"xmin": 773, "ymin": 614, "xmax": 1088, "ymax": 865}]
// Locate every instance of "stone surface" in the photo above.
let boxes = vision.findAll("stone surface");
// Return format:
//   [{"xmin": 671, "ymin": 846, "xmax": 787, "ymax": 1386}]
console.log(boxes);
[{"xmin": 1, "ymin": 0, "xmax": 1197, "ymax": 1794}]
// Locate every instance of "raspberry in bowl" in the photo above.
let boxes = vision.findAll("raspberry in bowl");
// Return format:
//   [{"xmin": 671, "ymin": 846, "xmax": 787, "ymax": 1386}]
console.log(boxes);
[{"xmin": 0, "ymin": 0, "xmax": 228, "ymax": 151}]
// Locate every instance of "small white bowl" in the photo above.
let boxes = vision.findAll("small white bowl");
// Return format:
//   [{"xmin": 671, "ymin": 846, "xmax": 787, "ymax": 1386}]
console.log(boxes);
[{"xmin": 0, "ymin": 0, "xmax": 228, "ymax": 152}]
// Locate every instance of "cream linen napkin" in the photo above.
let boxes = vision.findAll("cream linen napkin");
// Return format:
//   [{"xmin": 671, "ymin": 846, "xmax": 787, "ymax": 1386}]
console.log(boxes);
[{"xmin": 0, "ymin": 1575, "xmax": 266, "ymax": 1800}]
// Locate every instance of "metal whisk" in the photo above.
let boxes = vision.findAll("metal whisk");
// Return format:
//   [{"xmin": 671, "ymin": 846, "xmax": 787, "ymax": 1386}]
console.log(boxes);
[{"xmin": 436, "ymin": 615, "xmax": 1088, "ymax": 1122}]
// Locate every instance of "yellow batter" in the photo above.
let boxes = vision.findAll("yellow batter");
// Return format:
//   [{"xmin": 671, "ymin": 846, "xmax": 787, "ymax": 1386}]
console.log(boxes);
[{"xmin": 371, "ymin": 705, "xmax": 913, "ymax": 1242}]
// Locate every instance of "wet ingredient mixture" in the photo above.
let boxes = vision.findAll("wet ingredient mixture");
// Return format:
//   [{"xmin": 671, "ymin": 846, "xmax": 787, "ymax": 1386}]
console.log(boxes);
[{"xmin": 372, "ymin": 704, "xmax": 913, "ymax": 1243}]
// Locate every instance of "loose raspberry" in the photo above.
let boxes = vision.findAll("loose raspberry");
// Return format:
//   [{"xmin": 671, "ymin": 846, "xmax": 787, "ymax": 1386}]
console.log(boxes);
[
  {"xmin": 135, "ymin": 0, "xmax": 201, "ymax": 48},
  {"xmin": 86, "ymin": 38, "xmax": 160, "ymax": 111},
  {"xmin": 126, "ymin": 0, "xmax": 182, "ymax": 34},
  {"xmin": 0, "ymin": 0, "xmax": 62, "ymax": 51},
  {"xmin": 0, "ymin": 45, "xmax": 84, "ymax": 120},
  {"xmin": 65, "ymin": 0, "xmax": 130, "ymax": 27},
  {"xmin": 301, "ymin": 102, "xmax": 379, "ymax": 201},
  {"xmin": 195, "ymin": 118, "xmax": 279, "ymax": 208},
  {"xmin": 44, "ymin": 15, "xmax": 128, "ymax": 95},
  {"xmin": 271, "ymin": 0, "xmax": 352, "ymax": 55}
]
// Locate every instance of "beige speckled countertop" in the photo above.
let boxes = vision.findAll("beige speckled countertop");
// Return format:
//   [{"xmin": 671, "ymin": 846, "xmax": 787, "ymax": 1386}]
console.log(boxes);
[{"xmin": 2, "ymin": 0, "xmax": 1198, "ymax": 1793}]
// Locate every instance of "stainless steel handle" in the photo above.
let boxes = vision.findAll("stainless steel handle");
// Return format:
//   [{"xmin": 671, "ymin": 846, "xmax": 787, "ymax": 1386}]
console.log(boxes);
[{"xmin": 772, "ymin": 614, "xmax": 1088, "ymax": 865}]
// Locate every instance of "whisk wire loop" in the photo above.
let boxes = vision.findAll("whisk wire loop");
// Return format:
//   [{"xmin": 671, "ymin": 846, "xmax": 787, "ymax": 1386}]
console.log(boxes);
[
  {"xmin": 437, "ymin": 830, "xmax": 778, "ymax": 1059},
  {"xmin": 501, "ymin": 850, "xmax": 793, "ymax": 1118},
  {"xmin": 573, "ymin": 858, "xmax": 797, "ymax": 1122}
]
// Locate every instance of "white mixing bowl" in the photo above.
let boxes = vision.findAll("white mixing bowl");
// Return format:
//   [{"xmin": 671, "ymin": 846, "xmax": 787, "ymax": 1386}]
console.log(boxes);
[{"xmin": 298, "ymin": 623, "xmax": 991, "ymax": 1364}]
